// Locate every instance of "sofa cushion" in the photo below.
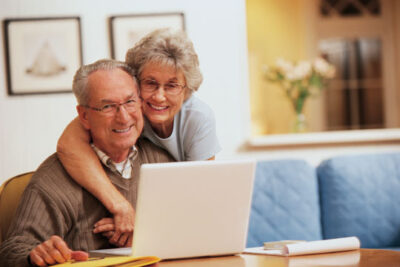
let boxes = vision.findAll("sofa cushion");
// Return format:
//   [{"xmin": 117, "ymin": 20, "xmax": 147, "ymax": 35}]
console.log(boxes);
[
  {"xmin": 318, "ymin": 153, "xmax": 400, "ymax": 248},
  {"xmin": 247, "ymin": 160, "xmax": 322, "ymax": 247}
]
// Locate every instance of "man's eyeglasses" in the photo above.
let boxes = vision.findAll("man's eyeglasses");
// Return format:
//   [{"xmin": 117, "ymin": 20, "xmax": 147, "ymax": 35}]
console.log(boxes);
[
  {"xmin": 139, "ymin": 79, "xmax": 186, "ymax": 96},
  {"xmin": 83, "ymin": 99, "xmax": 138, "ymax": 115}
]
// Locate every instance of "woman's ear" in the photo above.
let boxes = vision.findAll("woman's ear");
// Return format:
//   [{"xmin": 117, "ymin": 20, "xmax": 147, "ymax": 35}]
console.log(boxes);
[
  {"xmin": 184, "ymin": 88, "xmax": 192, "ymax": 101},
  {"xmin": 76, "ymin": 105, "xmax": 91, "ymax": 130}
]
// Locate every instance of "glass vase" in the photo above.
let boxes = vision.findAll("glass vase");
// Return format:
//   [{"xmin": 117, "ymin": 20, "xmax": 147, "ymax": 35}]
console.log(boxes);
[{"xmin": 292, "ymin": 113, "xmax": 308, "ymax": 133}]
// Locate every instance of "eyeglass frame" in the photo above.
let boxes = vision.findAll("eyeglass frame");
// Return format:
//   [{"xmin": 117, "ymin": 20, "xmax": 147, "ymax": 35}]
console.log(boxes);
[
  {"xmin": 139, "ymin": 78, "xmax": 187, "ymax": 96},
  {"xmin": 82, "ymin": 98, "xmax": 139, "ymax": 115}
]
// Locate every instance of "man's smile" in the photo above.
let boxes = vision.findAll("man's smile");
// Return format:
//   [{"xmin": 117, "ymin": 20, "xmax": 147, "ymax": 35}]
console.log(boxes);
[{"xmin": 112, "ymin": 124, "xmax": 134, "ymax": 133}]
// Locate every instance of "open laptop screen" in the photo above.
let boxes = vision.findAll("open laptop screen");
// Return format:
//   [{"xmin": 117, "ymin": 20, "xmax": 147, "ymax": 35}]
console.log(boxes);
[{"xmin": 91, "ymin": 160, "xmax": 255, "ymax": 260}]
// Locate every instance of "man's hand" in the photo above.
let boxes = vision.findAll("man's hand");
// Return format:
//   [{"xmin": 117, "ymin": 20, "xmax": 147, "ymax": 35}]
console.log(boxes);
[
  {"xmin": 93, "ymin": 218, "xmax": 133, "ymax": 247},
  {"xmin": 29, "ymin": 235, "xmax": 88, "ymax": 266}
]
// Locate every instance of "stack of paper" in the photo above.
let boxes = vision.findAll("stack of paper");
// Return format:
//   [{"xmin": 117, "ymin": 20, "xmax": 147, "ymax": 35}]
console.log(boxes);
[
  {"xmin": 243, "ymin": 250, "xmax": 360, "ymax": 267},
  {"xmin": 244, "ymin": 236, "xmax": 360, "ymax": 256}
]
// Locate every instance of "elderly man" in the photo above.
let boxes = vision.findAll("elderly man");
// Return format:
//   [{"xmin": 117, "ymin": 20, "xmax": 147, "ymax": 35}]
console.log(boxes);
[{"xmin": 0, "ymin": 59, "xmax": 173, "ymax": 266}]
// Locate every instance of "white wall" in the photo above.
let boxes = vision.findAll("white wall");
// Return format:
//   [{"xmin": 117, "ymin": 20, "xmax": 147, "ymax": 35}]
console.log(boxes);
[{"xmin": 0, "ymin": 0, "xmax": 251, "ymax": 183}]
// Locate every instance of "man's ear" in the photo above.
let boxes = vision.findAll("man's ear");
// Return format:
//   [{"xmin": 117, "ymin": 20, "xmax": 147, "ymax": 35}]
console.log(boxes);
[{"xmin": 76, "ymin": 105, "xmax": 91, "ymax": 130}]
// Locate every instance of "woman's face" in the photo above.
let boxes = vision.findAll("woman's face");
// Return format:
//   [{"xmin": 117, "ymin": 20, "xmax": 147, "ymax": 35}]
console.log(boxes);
[{"xmin": 139, "ymin": 62, "xmax": 187, "ymax": 135}]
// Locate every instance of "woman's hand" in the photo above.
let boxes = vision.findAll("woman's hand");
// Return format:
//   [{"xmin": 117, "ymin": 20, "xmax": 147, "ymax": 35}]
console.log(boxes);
[
  {"xmin": 93, "ymin": 216, "xmax": 133, "ymax": 248},
  {"xmin": 109, "ymin": 199, "xmax": 135, "ymax": 242},
  {"xmin": 58, "ymin": 117, "xmax": 135, "ymax": 247}
]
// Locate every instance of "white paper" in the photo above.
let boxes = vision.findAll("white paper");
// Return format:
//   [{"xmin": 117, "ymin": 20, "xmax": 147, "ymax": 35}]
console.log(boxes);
[
  {"xmin": 90, "ymin": 247, "xmax": 132, "ymax": 256},
  {"xmin": 244, "ymin": 236, "xmax": 360, "ymax": 256}
]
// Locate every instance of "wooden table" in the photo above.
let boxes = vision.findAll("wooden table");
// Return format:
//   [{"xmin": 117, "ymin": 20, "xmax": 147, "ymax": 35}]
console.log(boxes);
[{"xmin": 154, "ymin": 249, "xmax": 400, "ymax": 267}]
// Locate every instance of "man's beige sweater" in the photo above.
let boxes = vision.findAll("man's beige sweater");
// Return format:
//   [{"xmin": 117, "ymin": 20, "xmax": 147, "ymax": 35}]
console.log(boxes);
[{"xmin": 0, "ymin": 138, "xmax": 173, "ymax": 266}]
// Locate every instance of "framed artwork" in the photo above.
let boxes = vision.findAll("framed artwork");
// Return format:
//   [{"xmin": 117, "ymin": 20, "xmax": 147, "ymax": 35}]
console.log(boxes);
[
  {"xmin": 3, "ymin": 17, "xmax": 82, "ymax": 95},
  {"xmin": 109, "ymin": 13, "xmax": 185, "ymax": 61}
]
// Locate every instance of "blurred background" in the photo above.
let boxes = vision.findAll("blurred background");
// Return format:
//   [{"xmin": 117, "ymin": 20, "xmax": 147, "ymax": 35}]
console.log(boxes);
[{"xmin": 248, "ymin": 0, "xmax": 399, "ymax": 135}]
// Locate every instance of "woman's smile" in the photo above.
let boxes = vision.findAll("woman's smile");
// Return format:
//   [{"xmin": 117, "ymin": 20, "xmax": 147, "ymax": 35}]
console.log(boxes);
[{"xmin": 147, "ymin": 102, "xmax": 169, "ymax": 111}]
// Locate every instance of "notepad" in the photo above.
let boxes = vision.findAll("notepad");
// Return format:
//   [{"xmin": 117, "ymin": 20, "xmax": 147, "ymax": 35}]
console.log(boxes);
[
  {"xmin": 263, "ymin": 240, "xmax": 306, "ymax": 249},
  {"xmin": 53, "ymin": 255, "xmax": 160, "ymax": 267},
  {"xmin": 244, "ymin": 236, "xmax": 360, "ymax": 256}
]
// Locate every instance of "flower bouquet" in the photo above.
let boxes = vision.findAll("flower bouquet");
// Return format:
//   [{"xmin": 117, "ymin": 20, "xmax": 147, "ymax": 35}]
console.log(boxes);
[{"xmin": 264, "ymin": 57, "xmax": 335, "ymax": 132}]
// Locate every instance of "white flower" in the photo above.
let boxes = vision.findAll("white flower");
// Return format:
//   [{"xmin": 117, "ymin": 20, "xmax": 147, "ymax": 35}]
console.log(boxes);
[
  {"xmin": 275, "ymin": 58, "xmax": 293, "ymax": 74},
  {"xmin": 264, "ymin": 57, "xmax": 335, "ymax": 115},
  {"xmin": 286, "ymin": 61, "xmax": 312, "ymax": 81},
  {"xmin": 313, "ymin": 57, "xmax": 335, "ymax": 78}
]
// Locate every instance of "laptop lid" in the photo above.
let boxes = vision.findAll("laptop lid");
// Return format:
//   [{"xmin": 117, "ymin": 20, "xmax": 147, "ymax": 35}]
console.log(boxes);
[{"xmin": 131, "ymin": 160, "xmax": 255, "ymax": 260}]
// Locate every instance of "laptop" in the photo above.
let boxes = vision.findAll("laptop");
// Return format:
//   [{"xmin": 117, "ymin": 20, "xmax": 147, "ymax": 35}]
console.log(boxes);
[{"xmin": 91, "ymin": 160, "xmax": 255, "ymax": 260}]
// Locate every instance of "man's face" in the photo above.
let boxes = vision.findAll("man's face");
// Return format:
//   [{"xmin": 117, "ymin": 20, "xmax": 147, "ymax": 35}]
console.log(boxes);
[{"xmin": 77, "ymin": 68, "xmax": 143, "ymax": 162}]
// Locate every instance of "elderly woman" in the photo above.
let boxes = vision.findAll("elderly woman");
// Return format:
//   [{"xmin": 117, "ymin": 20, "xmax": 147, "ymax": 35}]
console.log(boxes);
[{"xmin": 57, "ymin": 29, "xmax": 221, "ymax": 247}]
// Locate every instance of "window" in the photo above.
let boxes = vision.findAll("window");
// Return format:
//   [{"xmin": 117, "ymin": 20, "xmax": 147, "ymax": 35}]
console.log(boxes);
[
  {"xmin": 320, "ymin": 38, "xmax": 383, "ymax": 130},
  {"xmin": 316, "ymin": 0, "xmax": 397, "ymax": 131},
  {"xmin": 320, "ymin": 0, "xmax": 381, "ymax": 17}
]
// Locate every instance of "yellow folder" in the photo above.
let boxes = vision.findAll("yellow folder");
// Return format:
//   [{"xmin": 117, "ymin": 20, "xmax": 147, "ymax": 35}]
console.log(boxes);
[{"xmin": 54, "ymin": 255, "xmax": 160, "ymax": 267}]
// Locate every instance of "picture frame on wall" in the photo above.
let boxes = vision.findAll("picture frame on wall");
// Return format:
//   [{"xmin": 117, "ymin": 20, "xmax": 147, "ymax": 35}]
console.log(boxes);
[
  {"xmin": 3, "ymin": 17, "xmax": 82, "ymax": 95},
  {"xmin": 109, "ymin": 12, "xmax": 185, "ymax": 61}
]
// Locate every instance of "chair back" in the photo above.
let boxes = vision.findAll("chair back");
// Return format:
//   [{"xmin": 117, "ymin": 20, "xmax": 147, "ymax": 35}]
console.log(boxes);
[
  {"xmin": 0, "ymin": 172, "xmax": 33, "ymax": 244},
  {"xmin": 318, "ymin": 153, "xmax": 400, "ymax": 248},
  {"xmin": 247, "ymin": 160, "xmax": 322, "ymax": 247}
]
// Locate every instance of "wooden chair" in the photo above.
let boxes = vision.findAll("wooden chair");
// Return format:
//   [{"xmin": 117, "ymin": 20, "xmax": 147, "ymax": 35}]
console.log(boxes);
[{"xmin": 0, "ymin": 172, "xmax": 33, "ymax": 244}]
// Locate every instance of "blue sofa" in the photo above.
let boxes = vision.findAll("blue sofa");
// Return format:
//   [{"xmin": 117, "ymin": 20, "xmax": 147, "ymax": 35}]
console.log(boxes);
[{"xmin": 246, "ymin": 152, "xmax": 400, "ymax": 250}]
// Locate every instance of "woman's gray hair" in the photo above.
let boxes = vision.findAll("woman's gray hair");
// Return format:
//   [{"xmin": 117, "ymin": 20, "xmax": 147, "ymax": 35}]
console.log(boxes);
[
  {"xmin": 125, "ymin": 28, "xmax": 203, "ymax": 95},
  {"xmin": 72, "ymin": 59, "xmax": 137, "ymax": 105}
]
